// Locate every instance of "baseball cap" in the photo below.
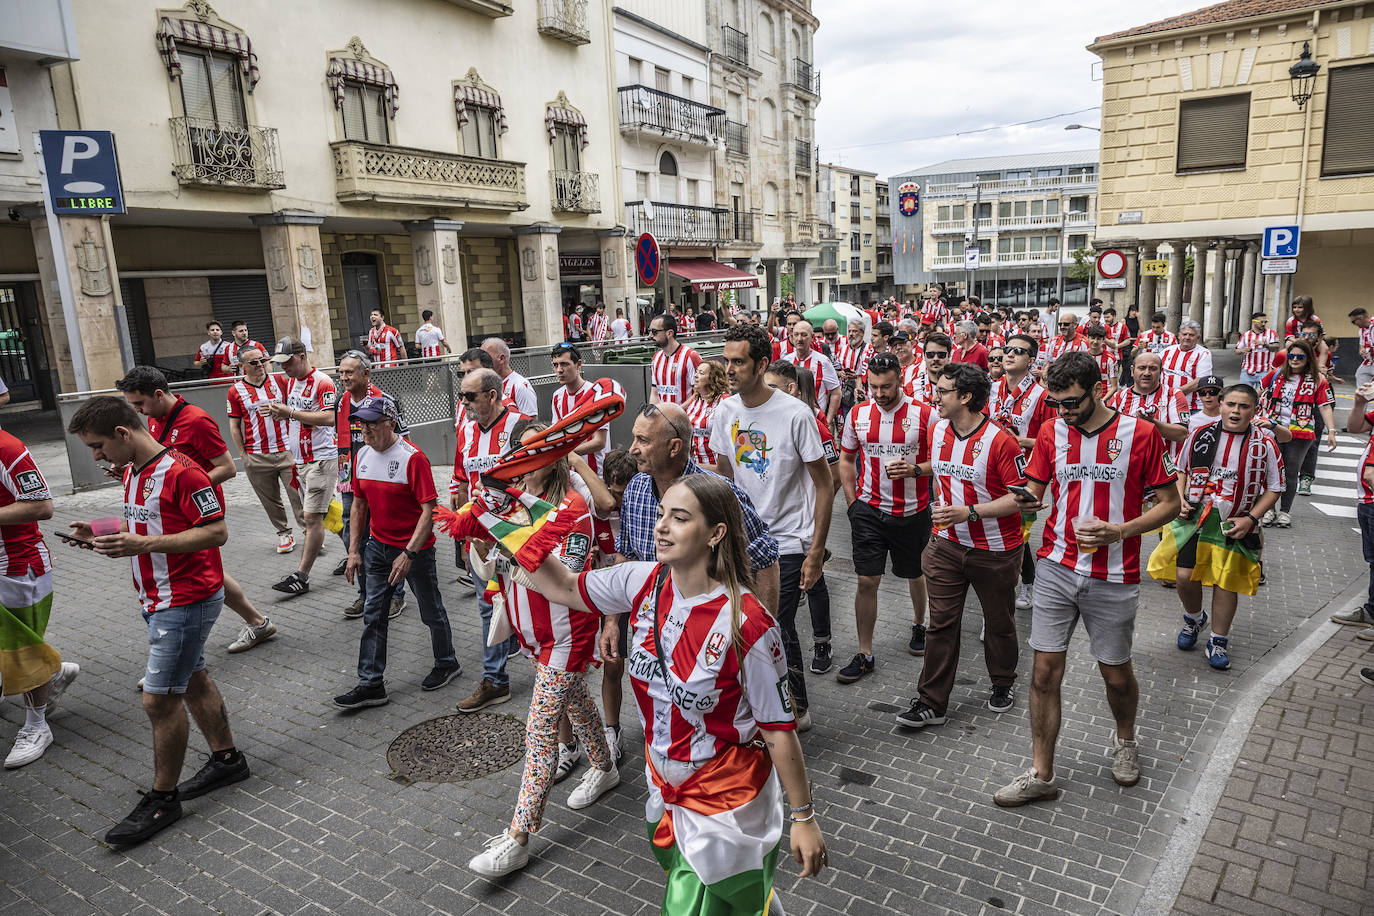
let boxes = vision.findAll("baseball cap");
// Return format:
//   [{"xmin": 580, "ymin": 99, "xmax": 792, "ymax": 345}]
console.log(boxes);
[
  {"xmin": 1197, "ymin": 375, "xmax": 1223, "ymax": 390},
  {"xmin": 269, "ymin": 336, "xmax": 308, "ymax": 363},
  {"xmin": 353, "ymin": 395, "xmax": 398, "ymax": 423},
  {"xmin": 890, "ymin": 330, "xmax": 913, "ymax": 343}
]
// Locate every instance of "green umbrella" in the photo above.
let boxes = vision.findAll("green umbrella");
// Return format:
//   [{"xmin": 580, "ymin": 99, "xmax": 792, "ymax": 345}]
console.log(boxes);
[{"xmin": 804, "ymin": 302, "xmax": 869, "ymax": 334}]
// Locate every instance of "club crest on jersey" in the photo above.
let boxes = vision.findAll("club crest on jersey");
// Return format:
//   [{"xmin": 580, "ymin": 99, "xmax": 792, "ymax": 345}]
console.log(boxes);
[
  {"xmin": 168, "ymin": 429, "xmax": 180, "ymax": 443},
  {"xmin": 970, "ymin": 439, "xmax": 983, "ymax": 461},
  {"xmin": 387, "ymin": 459, "xmax": 400, "ymax": 478},
  {"xmin": 901, "ymin": 417, "xmax": 911, "ymax": 432},
  {"xmin": 141, "ymin": 477, "xmax": 156, "ymax": 500},
  {"xmin": 703, "ymin": 631, "xmax": 727, "ymax": 667},
  {"xmin": 1107, "ymin": 438, "xmax": 1123, "ymax": 462},
  {"xmin": 497, "ymin": 432, "xmax": 508, "ymax": 447}
]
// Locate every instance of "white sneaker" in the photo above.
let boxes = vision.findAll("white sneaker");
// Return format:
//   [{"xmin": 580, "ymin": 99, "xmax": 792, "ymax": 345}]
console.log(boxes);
[
  {"xmin": 795, "ymin": 708, "xmax": 813, "ymax": 732},
  {"xmin": 468, "ymin": 832, "xmax": 530, "ymax": 877},
  {"xmin": 1015, "ymin": 583, "xmax": 1033, "ymax": 611},
  {"xmin": 567, "ymin": 764, "xmax": 620, "ymax": 809},
  {"xmin": 277, "ymin": 533, "xmax": 296, "ymax": 554},
  {"xmin": 45, "ymin": 663, "xmax": 80, "ymax": 715},
  {"xmin": 1275, "ymin": 511, "xmax": 1292, "ymax": 528},
  {"xmin": 5, "ymin": 723, "xmax": 53, "ymax": 768},
  {"xmin": 604, "ymin": 725, "xmax": 623, "ymax": 765},
  {"xmin": 979, "ymin": 620, "xmax": 986, "ymax": 643},
  {"xmin": 1261, "ymin": 508, "xmax": 1277, "ymax": 527},
  {"xmin": 554, "ymin": 741, "xmax": 583, "ymax": 783}
]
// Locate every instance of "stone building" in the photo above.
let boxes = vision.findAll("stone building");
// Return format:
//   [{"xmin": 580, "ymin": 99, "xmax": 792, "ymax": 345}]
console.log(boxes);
[{"xmin": 816, "ymin": 163, "xmax": 891, "ymax": 304}]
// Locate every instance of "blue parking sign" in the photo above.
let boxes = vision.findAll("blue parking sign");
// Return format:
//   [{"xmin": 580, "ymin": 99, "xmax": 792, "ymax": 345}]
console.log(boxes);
[
  {"xmin": 38, "ymin": 130, "xmax": 125, "ymax": 215},
  {"xmin": 1262, "ymin": 225, "xmax": 1300, "ymax": 259}
]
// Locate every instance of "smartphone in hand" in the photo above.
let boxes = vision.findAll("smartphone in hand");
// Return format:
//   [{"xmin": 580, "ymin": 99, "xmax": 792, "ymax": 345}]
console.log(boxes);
[{"xmin": 55, "ymin": 531, "xmax": 95, "ymax": 549}]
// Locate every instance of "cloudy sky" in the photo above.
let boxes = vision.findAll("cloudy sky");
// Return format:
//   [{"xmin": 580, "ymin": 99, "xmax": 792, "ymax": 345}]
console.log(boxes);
[{"xmin": 813, "ymin": 0, "xmax": 1205, "ymax": 179}]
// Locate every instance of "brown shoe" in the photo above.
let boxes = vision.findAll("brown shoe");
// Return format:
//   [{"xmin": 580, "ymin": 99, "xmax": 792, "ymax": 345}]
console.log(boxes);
[{"xmin": 457, "ymin": 678, "xmax": 510, "ymax": 713}]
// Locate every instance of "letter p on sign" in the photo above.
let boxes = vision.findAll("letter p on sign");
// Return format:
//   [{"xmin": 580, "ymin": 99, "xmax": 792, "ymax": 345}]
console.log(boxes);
[
  {"xmin": 60, "ymin": 135, "xmax": 100, "ymax": 175},
  {"xmin": 1263, "ymin": 225, "xmax": 1300, "ymax": 259}
]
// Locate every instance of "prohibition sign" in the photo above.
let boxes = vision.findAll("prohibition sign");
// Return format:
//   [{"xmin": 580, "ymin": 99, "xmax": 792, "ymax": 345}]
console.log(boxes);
[
  {"xmin": 1096, "ymin": 249, "xmax": 1127, "ymax": 279},
  {"xmin": 636, "ymin": 233, "xmax": 661, "ymax": 286}
]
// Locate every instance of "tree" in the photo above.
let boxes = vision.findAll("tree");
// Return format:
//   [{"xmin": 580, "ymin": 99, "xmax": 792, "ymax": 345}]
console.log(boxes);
[{"xmin": 1068, "ymin": 247, "xmax": 1095, "ymax": 281}]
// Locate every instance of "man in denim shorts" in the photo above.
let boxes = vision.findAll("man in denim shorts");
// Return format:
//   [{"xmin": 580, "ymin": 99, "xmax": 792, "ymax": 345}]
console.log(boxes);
[
  {"xmin": 67, "ymin": 397, "xmax": 248, "ymax": 847},
  {"xmin": 994, "ymin": 353, "xmax": 1180, "ymax": 807}
]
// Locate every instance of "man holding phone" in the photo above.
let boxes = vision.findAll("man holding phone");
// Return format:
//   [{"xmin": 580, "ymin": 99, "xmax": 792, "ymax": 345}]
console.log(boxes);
[{"xmin": 66, "ymin": 396, "xmax": 249, "ymax": 847}]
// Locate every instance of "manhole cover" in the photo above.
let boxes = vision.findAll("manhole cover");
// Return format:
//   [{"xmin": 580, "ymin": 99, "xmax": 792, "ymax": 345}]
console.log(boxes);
[{"xmin": 387, "ymin": 713, "xmax": 526, "ymax": 783}]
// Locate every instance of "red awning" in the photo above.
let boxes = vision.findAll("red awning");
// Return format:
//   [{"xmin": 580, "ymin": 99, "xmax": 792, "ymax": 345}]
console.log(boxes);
[{"xmin": 667, "ymin": 258, "xmax": 760, "ymax": 292}]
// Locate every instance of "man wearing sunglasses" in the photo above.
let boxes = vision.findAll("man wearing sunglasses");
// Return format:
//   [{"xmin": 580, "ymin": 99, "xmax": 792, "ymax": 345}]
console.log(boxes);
[
  {"xmin": 1045, "ymin": 315, "xmax": 1088, "ymax": 363},
  {"xmin": 227, "ymin": 345, "xmax": 305, "ymax": 556},
  {"xmin": 1108, "ymin": 352, "xmax": 1190, "ymax": 452},
  {"xmin": 994, "ymin": 352, "xmax": 1180, "ymax": 807},
  {"xmin": 908, "ymin": 334, "xmax": 952, "ymax": 406},
  {"xmin": 648, "ymin": 314, "xmax": 702, "ymax": 405}
]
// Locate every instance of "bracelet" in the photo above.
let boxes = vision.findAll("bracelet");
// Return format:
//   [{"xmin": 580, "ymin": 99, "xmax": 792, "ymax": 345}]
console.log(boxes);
[
  {"xmin": 1245, "ymin": 512, "xmax": 1259, "ymax": 524},
  {"xmin": 789, "ymin": 812, "xmax": 817, "ymax": 824},
  {"xmin": 789, "ymin": 802, "xmax": 814, "ymax": 813}
]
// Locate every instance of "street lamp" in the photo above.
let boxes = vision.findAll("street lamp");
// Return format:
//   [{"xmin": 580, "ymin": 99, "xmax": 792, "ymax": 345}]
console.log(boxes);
[
  {"xmin": 957, "ymin": 181, "xmax": 982, "ymax": 302},
  {"xmin": 1289, "ymin": 41, "xmax": 1320, "ymax": 110},
  {"xmin": 1064, "ymin": 124, "xmax": 1101, "ymax": 132}
]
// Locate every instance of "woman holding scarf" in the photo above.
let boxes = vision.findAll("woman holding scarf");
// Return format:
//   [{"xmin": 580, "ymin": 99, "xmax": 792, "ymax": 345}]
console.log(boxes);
[
  {"xmin": 1260, "ymin": 338, "xmax": 1337, "ymax": 528},
  {"xmin": 515, "ymin": 473, "xmax": 827, "ymax": 915},
  {"xmin": 1148, "ymin": 385, "xmax": 1285, "ymax": 670}
]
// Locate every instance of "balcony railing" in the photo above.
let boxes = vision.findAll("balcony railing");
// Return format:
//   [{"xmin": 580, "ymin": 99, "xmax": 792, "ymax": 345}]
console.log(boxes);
[
  {"xmin": 725, "ymin": 120, "xmax": 748, "ymax": 157},
  {"xmin": 931, "ymin": 249, "xmax": 1063, "ymax": 269},
  {"xmin": 721, "ymin": 25, "xmax": 749, "ymax": 66},
  {"xmin": 924, "ymin": 172, "xmax": 1098, "ymax": 197},
  {"xmin": 626, "ymin": 201, "xmax": 733, "ymax": 245},
  {"xmin": 795, "ymin": 139, "xmax": 813, "ymax": 174},
  {"xmin": 818, "ymin": 223, "xmax": 838, "ymax": 240},
  {"xmin": 618, "ymin": 86, "xmax": 724, "ymax": 147},
  {"xmin": 785, "ymin": 58, "xmax": 820, "ymax": 95},
  {"xmin": 733, "ymin": 210, "xmax": 755, "ymax": 243},
  {"xmin": 331, "ymin": 140, "xmax": 527, "ymax": 211},
  {"xmin": 550, "ymin": 169, "xmax": 600, "ymax": 213},
  {"xmin": 1065, "ymin": 210, "xmax": 1094, "ymax": 225},
  {"xmin": 169, "ymin": 117, "xmax": 284, "ymax": 190},
  {"xmin": 537, "ymin": 0, "xmax": 589, "ymax": 44}
]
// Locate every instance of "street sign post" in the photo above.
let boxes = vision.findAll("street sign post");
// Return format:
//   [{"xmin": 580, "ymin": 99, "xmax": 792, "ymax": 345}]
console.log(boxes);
[
  {"xmin": 37, "ymin": 130, "xmax": 125, "ymax": 215},
  {"xmin": 1142, "ymin": 259, "xmax": 1168, "ymax": 277},
  {"xmin": 1096, "ymin": 249, "xmax": 1127, "ymax": 278},
  {"xmin": 635, "ymin": 232, "xmax": 660, "ymax": 286},
  {"xmin": 1262, "ymin": 225, "xmax": 1300, "ymax": 259},
  {"xmin": 964, "ymin": 246, "xmax": 981, "ymax": 270}
]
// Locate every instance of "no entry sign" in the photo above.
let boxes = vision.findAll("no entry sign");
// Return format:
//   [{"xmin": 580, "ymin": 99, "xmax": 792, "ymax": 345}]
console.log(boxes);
[{"xmin": 1096, "ymin": 249, "xmax": 1127, "ymax": 279}]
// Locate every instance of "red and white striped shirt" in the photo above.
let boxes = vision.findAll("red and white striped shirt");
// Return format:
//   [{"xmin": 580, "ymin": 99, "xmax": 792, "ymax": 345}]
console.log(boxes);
[
  {"xmin": 123, "ymin": 449, "xmax": 225, "ymax": 613},
  {"xmin": 578, "ymin": 561, "xmax": 795, "ymax": 764},
  {"xmin": 781, "ymin": 349, "xmax": 840, "ymax": 412},
  {"xmin": 1026, "ymin": 412, "xmax": 1176, "ymax": 584},
  {"xmin": 993, "ymin": 374, "xmax": 1054, "ymax": 450},
  {"xmin": 1135, "ymin": 329, "xmax": 1176, "ymax": 354},
  {"xmin": 903, "ymin": 365, "xmax": 937, "ymax": 405},
  {"xmin": 770, "ymin": 336, "xmax": 797, "ymax": 362},
  {"xmin": 651, "ymin": 344, "xmax": 702, "ymax": 404},
  {"xmin": 1359, "ymin": 411, "xmax": 1374, "ymax": 504},
  {"xmin": 500, "ymin": 371, "xmax": 538, "ymax": 417},
  {"xmin": 684, "ymin": 396, "xmax": 721, "ymax": 466},
  {"xmin": 928, "ymin": 417, "xmax": 1027, "ymax": 551},
  {"xmin": 225, "ymin": 377, "xmax": 289, "ymax": 454},
  {"xmin": 414, "ymin": 323, "xmax": 446, "ymax": 358},
  {"xmin": 451, "ymin": 407, "xmax": 527, "ymax": 495},
  {"xmin": 1359, "ymin": 324, "xmax": 1374, "ymax": 368},
  {"xmin": 1159, "ymin": 344, "xmax": 1214, "ymax": 408},
  {"xmin": 588, "ymin": 312, "xmax": 609, "ymax": 342},
  {"xmin": 1236, "ymin": 328, "xmax": 1278, "ymax": 377},
  {"xmin": 283, "ymin": 369, "xmax": 339, "ymax": 463},
  {"xmin": 367, "ymin": 324, "xmax": 405, "ymax": 367},
  {"xmin": 196, "ymin": 339, "xmax": 234, "ymax": 378},
  {"xmin": 833, "ymin": 338, "xmax": 872, "ymax": 376},
  {"xmin": 1091, "ymin": 349, "xmax": 1120, "ymax": 395},
  {"xmin": 0, "ymin": 430, "xmax": 51, "ymax": 577},
  {"xmin": 1103, "ymin": 321, "xmax": 1131, "ymax": 348},
  {"xmin": 841, "ymin": 397, "xmax": 933, "ymax": 516},
  {"xmin": 226, "ymin": 339, "xmax": 266, "ymax": 374},
  {"xmin": 1179, "ymin": 421, "xmax": 1283, "ymax": 520},
  {"xmin": 1109, "ymin": 384, "xmax": 1188, "ymax": 429},
  {"xmin": 1045, "ymin": 335, "xmax": 1088, "ymax": 362},
  {"xmin": 551, "ymin": 377, "xmax": 626, "ymax": 474}
]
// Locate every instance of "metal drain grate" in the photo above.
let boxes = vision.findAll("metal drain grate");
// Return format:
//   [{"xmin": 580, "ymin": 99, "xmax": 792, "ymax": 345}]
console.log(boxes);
[{"xmin": 387, "ymin": 712, "xmax": 526, "ymax": 783}]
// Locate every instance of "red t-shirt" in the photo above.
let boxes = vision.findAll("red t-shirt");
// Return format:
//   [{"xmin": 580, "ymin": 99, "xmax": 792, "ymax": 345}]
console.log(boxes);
[
  {"xmin": 352, "ymin": 437, "xmax": 437, "ymax": 550},
  {"xmin": 148, "ymin": 396, "xmax": 229, "ymax": 502},
  {"xmin": 0, "ymin": 430, "xmax": 51, "ymax": 577},
  {"xmin": 951, "ymin": 341, "xmax": 989, "ymax": 371},
  {"xmin": 124, "ymin": 449, "xmax": 225, "ymax": 613}
]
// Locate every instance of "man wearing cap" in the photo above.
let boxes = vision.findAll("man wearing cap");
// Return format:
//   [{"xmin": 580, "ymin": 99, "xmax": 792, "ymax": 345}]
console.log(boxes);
[
  {"xmin": 335, "ymin": 396, "xmax": 460, "ymax": 709},
  {"xmin": 263, "ymin": 337, "xmax": 338, "ymax": 596},
  {"xmin": 1187, "ymin": 376, "xmax": 1226, "ymax": 432}
]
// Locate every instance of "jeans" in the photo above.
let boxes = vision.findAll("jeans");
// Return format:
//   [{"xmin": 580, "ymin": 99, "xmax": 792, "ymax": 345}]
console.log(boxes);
[
  {"xmin": 141, "ymin": 589, "xmax": 224, "ymax": 695},
  {"xmin": 1300, "ymin": 414, "xmax": 1324, "ymax": 480},
  {"xmin": 342, "ymin": 492, "xmax": 405, "ymax": 602},
  {"xmin": 1360, "ymin": 503, "xmax": 1374, "ymax": 615},
  {"xmin": 356, "ymin": 540, "xmax": 456, "ymax": 687},
  {"xmin": 777, "ymin": 553, "xmax": 810, "ymax": 711},
  {"xmin": 1021, "ymin": 543, "xmax": 1037, "ymax": 584},
  {"xmin": 1278, "ymin": 438, "xmax": 1316, "ymax": 512},
  {"xmin": 466, "ymin": 552, "xmax": 512, "ymax": 688},
  {"xmin": 806, "ymin": 575, "xmax": 831, "ymax": 641}
]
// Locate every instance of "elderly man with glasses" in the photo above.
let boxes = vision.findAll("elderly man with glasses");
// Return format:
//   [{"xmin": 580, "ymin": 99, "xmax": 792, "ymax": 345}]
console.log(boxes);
[{"xmin": 226, "ymin": 344, "xmax": 306, "ymax": 555}]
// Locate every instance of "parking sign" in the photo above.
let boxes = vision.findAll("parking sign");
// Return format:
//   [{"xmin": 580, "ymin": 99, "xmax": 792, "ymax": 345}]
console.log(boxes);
[
  {"xmin": 38, "ymin": 130, "xmax": 125, "ymax": 215},
  {"xmin": 1262, "ymin": 225, "xmax": 1300, "ymax": 259}
]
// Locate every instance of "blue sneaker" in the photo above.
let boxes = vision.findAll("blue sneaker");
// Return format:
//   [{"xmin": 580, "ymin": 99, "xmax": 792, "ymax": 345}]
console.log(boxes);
[
  {"xmin": 1177, "ymin": 612, "xmax": 1208, "ymax": 650},
  {"xmin": 1205, "ymin": 635, "xmax": 1231, "ymax": 670}
]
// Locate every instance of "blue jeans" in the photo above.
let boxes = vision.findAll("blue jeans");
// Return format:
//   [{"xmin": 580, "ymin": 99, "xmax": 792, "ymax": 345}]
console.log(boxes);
[
  {"xmin": 776, "ymin": 553, "xmax": 811, "ymax": 711},
  {"xmin": 357, "ymin": 540, "xmax": 456, "ymax": 687},
  {"xmin": 342, "ymin": 492, "xmax": 404, "ymax": 602},
  {"xmin": 465, "ymin": 552, "xmax": 513, "ymax": 688},
  {"xmin": 142, "ymin": 589, "xmax": 224, "ymax": 695},
  {"xmin": 1359, "ymin": 503, "xmax": 1374, "ymax": 616}
]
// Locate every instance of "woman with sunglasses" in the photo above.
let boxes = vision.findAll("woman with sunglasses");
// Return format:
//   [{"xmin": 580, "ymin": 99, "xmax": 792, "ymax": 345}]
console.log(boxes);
[
  {"xmin": 1260, "ymin": 338, "xmax": 1336, "ymax": 528},
  {"xmin": 683, "ymin": 360, "xmax": 728, "ymax": 467}
]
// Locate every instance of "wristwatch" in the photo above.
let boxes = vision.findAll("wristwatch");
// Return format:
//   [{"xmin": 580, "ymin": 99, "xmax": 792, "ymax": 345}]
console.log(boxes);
[
  {"xmin": 966, "ymin": 505, "xmax": 981, "ymax": 524},
  {"xmin": 403, "ymin": 548, "xmax": 418, "ymax": 560}
]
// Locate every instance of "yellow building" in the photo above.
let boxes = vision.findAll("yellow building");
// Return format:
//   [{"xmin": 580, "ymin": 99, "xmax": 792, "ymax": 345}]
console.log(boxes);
[
  {"xmin": 1090, "ymin": 0, "xmax": 1374, "ymax": 343},
  {"xmin": 0, "ymin": 0, "xmax": 632, "ymax": 396}
]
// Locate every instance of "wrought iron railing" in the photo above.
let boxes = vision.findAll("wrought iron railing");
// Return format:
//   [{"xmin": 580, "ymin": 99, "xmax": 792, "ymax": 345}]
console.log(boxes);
[
  {"xmin": 795, "ymin": 139, "xmax": 813, "ymax": 174},
  {"xmin": 626, "ymin": 201, "xmax": 733, "ymax": 245},
  {"xmin": 721, "ymin": 25, "xmax": 749, "ymax": 66},
  {"xmin": 733, "ymin": 211, "xmax": 755, "ymax": 243},
  {"xmin": 169, "ymin": 117, "xmax": 285, "ymax": 190},
  {"xmin": 791, "ymin": 58, "xmax": 819, "ymax": 93},
  {"xmin": 618, "ymin": 86, "xmax": 724, "ymax": 145},
  {"xmin": 550, "ymin": 170, "xmax": 600, "ymax": 212},
  {"xmin": 725, "ymin": 120, "xmax": 748, "ymax": 156},
  {"xmin": 537, "ymin": 0, "xmax": 589, "ymax": 43}
]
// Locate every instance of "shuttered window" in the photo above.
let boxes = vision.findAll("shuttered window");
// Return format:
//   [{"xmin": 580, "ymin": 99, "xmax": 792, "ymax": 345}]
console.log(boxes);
[
  {"xmin": 209, "ymin": 276, "xmax": 275, "ymax": 350},
  {"xmin": 342, "ymin": 82, "xmax": 389, "ymax": 143},
  {"xmin": 178, "ymin": 49, "xmax": 246, "ymax": 127},
  {"xmin": 1321, "ymin": 63, "xmax": 1374, "ymax": 177},
  {"xmin": 1177, "ymin": 94, "xmax": 1249, "ymax": 172}
]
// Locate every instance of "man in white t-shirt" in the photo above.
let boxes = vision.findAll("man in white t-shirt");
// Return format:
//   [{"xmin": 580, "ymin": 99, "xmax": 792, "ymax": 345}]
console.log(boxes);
[
  {"xmin": 610, "ymin": 308, "xmax": 631, "ymax": 341},
  {"xmin": 711, "ymin": 324, "xmax": 834, "ymax": 731},
  {"xmin": 414, "ymin": 310, "xmax": 451, "ymax": 360},
  {"xmin": 480, "ymin": 337, "xmax": 538, "ymax": 416}
]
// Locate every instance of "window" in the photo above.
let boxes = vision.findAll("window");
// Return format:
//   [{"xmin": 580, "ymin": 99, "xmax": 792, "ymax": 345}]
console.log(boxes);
[
  {"xmin": 1038, "ymin": 168, "xmax": 1062, "ymax": 177},
  {"xmin": 1068, "ymin": 165, "xmax": 1095, "ymax": 178},
  {"xmin": 1069, "ymin": 233, "xmax": 1087, "ymax": 250},
  {"xmin": 998, "ymin": 202, "xmax": 1011, "ymax": 219},
  {"xmin": 938, "ymin": 205, "xmax": 950, "ymax": 221},
  {"xmin": 997, "ymin": 238, "xmax": 1011, "ymax": 255},
  {"xmin": 761, "ymin": 99, "xmax": 777, "ymax": 138},
  {"xmin": 951, "ymin": 205, "xmax": 965, "ymax": 220},
  {"xmin": 1321, "ymin": 64, "xmax": 1374, "ymax": 177},
  {"xmin": 863, "ymin": 180, "xmax": 872, "ymax": 193},
  {"xmin": 460, "ymin": 105, "xmax": 499, "ymax": 158},
  {"xmin": 685, "ymin": 178, "xmax": 698, "ymax": 206},
  {"xmin": 763, "ymin": 182, "xmax": 778, "ymax": 216},
  {"xmin": 551, "ymin": 125, "xmax": 581, "ymax": 172},
  {"xmin": 1005, "ymin": 170, "xmax": 1031, "ymax": 179},
  {"xmin": 862, "ymin": 207, "xmax": 872, "ymax": 219},
  {"xmin": 1030, "ymin": 200, "xmax": 1044, "ymax": 217},
  {"xmin": 681, "ymin": 76, "xmax": 694, "ymax": 100},
  {"xmin": 1013, "ymin": 237, "xmax": 1026, "ymax": 254},
  {"xmin": 628, "ymin": 57, "xmax": 642, "ymax": 83},
  {"xmin": 655, "ymin": 67, "xmax": 670, "ymax": 93},
  {"xmin": 938, "ymin": 241, "xmax": 951, "ymax": 257},
  {"xmin": 849, "ymin": 234, "xmax": 861, "ymax": 252},
  {"xmin": 178, "ymin": 49, "xmax": 246, "ymax": 126},
  {"xmin": 1046, "ymin": 235, "xmax": 1059, "ymax": 251},
  {"xmin": 864, "ymin": 260, "xmax": 871, "ymax": 272},
  {"xmin": 342, "ymin": 81, "xmax": 389, "ymax": 142},
  {"xmin": 760, "ymin": 12, "xmax": 775, "ymax": 55},
  {"xmin": 1046, "ymin": 198, "xmax": 1059, "ymax": 216},
  {"xmin": 975, "ymin": 202, "xmax": 991, "ymax": 220},
  {"xmin": 850, "ymin": 257, "xmax": 860, "ymax": 272},
  {"xmin": 658, "ymin": 151, "xmax": 678, "ymax": 204},
  {"xmin": 635, "ymin": 171, "xmax": 649, "ymax": 199},
  {"xmin": 1177, "ymin": 93, "xmax": 1249, "ymax": 172},
  {"xmin": 1013, "ymin": 200, "xmax": 1027, "ymax": 217},
  {"xmin": 1029, "ymin": 237, "xmax": 1043, "ymax": 253},
  {"xmin": 863, "ymin": 233, "xmax": 872, "ymax": 245},
  {"xmin": 1068, "ymin": 196, "xmax": 1088, "ymax": 213}
]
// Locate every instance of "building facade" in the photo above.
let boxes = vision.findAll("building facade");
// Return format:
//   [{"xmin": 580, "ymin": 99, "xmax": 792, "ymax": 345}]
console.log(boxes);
[
  {"xmin": 889, "ymin": 151, "xmax": 1099, "ymax": 311},
  {"xmin": 1090, "ymin": 0, "xmax": 1374, "ymax": 343},
  {"xmin": 816, "ymin": 163, "xmax": 892, "ymax": 304},
  {"xmin": 0, "ymin": 0, "xmax": 634, "ymax": 399}
]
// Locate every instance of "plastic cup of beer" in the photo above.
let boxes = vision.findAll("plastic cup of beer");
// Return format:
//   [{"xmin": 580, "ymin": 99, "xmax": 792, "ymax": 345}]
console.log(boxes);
[
  {"xmin": 90, "ymin": 516, "xmax": 122, "ymax": 537},
  {"xmin": 1072, "ymin": 515, "xmax": 1098, "ymax": 554},
  {"xmin": 256, "ymin": 398, "xmax": 277, "ymax": 417},
  {"xmin": 931, "ymin": 490, "xmax": 951, "ymax": 531}
]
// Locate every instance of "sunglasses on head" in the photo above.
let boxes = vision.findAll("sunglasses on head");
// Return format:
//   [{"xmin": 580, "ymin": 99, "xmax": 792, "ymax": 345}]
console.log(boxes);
[
  {"xmin": 1046, "ymin": 393, "xmax": 1091, "ymax": 410},
  {"xmin": 868, "ymin": 354, "xmax": 900, "ymax": 372}
]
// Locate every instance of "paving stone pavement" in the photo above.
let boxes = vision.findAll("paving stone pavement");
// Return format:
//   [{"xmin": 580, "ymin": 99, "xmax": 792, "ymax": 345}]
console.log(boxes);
[{"xmin": 1, "ymin": 394, "xmax": 1369, "ymax": 916}]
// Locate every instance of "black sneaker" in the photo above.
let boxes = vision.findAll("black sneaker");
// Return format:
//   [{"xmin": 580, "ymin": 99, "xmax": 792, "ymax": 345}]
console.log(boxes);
[
  {"xmin": 332, "ymin": 557, "xmax": 348, "ymax": 576},
  {"xmin": 895, "ymin": 700, "xmax": 946, "ymax": 729},
  {"xmin": 333, "ymin": 684, "xmax": 389, "ymax": 709},
  {"xmin": 810, "ymin": 641, "xmax": 833, "ymax": 674},
  {"xmin": 987, "ymin": 685, "xmax": 1014, "ymax": 713},
  {"xmin": 176, "ymin": 752, "xmax": 250, "ymax": 800},
  {"xmin": 421, "ymin": 664, "xmax": 462, "ymax": 691},
  {"xmin": 105, "ymin": 790, "xmax": 182, "ymax": 847},
  {"xmin": 835, "ymin": 653, "xmax": 874, "ymax": 684},
  {"xmin": 908, "ymin": 624, "xmax": 927, "ymax": 656},
  {"xmin": 1360, "ymin": 667, "xmax": 1374, "ymax": 687},
  {"xmin": 271, "ymin": 571, "xmax": 309, "ymax": 596}
]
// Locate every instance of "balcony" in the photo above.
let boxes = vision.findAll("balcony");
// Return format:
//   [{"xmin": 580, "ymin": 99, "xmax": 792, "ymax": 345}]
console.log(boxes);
[
  {"xmin": 931, "ymin": 249, "xmax": 1063, "ymax": 270},
  {"xmin": 725, "ymin": 120, "xmax": 748, "ymax": 157},
  {"xmin": 537, "ymin": 0, "xmax": 589, "ymax": 44},
  {"xmin": 1065, "ymin": 210, "xmax": 1094, "ymax": 226},
  {"xmin": 618, "ymin": 86, "xmax": 724, "ymax": 148},
  {"xmin": 931, "ymin": 217, "xmax": 993, "ymax": 234},
  {"xmin": 721, "ymin": 25, "xmax": 749, "ymax": 67},
  {"xmin": 818, "ymin": 223, "xmax": 838, "ymax": 241},
  {"xmin": 331, "ymin": 140, "xmax": 527, "ymax": 211},
  {"xmin": 998, "ymin": 213, "xmax": 1063, "ymax": 230},
  {"xmin": 732, "ymin": 210, "xmax": 756, "ymax": 244},
  {"xmin": 786, "ymin": 58, "xmax": 820, "ymax": 95},
  {"xmin": 550, "ymin": 170, "xmax": 599, "ymax": 213},
  {"xmin": 794, "ymin": 139, "xmax": 813, "ymax": 174},
  {"xmin": 924, "ymin": 171, "xmax": 1098, "ymax": 197},
  {"xmin": 439, "ymin": 0, "xmax": 513, "ymax": 17},
  {"xmin": 877, "ymin": 261, "xmax": 893, "ymax": 276},
  {"xmin": 626, "ymin": 201, "xmax": 733, "ymax": 246},
  {"xmin": 170, "ymin": 118, "xmax": 285, "ymax": 191}
]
